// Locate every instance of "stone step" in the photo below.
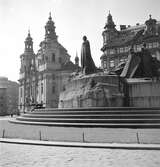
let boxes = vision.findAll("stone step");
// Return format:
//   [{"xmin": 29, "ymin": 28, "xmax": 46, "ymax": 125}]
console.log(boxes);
[
  {"xmin": 16, "ymin": 117, "xmax": 160, "ymax": 123},
  {"xmin": 30, "ymin": 110, "xmax": 160, "ymax": 115},
  {"xmin": 9, "ymin": 119, "xmax": 160, "ymax": 128},
  {"xmin": 22, "ymin": 114, "xmax": 160, "ymax": 119},
  {"xmin": 12, "ymin": 107, "xmax": 160, "ymax": 128},
  {"xmin": 34, "ymin": 107, "xmax": 160, "ymax": 113}
]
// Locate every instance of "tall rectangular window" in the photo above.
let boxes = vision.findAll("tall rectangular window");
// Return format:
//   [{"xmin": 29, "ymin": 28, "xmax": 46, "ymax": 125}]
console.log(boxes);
[
  {"xmin": 41, "ymin": 83, "xmax": 43, "ymax": 94},
  {"xmin": 117, "ymin": 48, "xmax": 120, "ymax": 54},
  {"xmin": 148, "ymin": 43, "xmax": 153, "ymax": 48},
  {"xmin": 137, "ymin": 45, "xmax": 141, "ymax": 51},
  {"xmin": 52, "ymin": 53, "xmax": 55, "ymax": 62},
  {"xmin": 125, "ymin": 46, "xmax": 129, "ymax": 52},
  {"xmin": 20, "ymin": 88, "xmax": 22, "ymax": 97},
  {"xmin": 120, "ymin": 48, "xmax": 124, "ymax": 53},
  {"xmin": 110, "ymin": 49, "xmax": 115, "ymax": 54},
  {"xmin": 103, "ymin": 60, "xmax": 107, "ymax": 68},
  {"xmin": 52, "ymin": 86, "xmax": 55, "ymax": 94},
  {"xmin": 110, "ymin": 60, "xmax": 115, "ymax": 68}
]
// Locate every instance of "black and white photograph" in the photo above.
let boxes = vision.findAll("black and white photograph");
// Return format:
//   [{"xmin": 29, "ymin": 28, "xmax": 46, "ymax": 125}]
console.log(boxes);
[{"xmin": 0, "ymin": 0, "xmax": 160, "ymax": 166}]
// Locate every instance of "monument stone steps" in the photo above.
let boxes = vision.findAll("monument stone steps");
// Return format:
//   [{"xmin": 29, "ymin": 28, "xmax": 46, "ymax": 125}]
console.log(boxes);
[
  {"xmin": 30, "ymin": 111, "xmax": 160, "ymax": 115},
  {"xmin": 30, "ymin": 109, "xmax": 160, "ymax": 115},
  {"xmin": 10, "ymin": 119, "xmax": 160, "ymax": 128},
  {"xmin": 10, "ymin": 107, "xmax": 160, "ymax": 128},
  {"xmin": 16, "ymin": 117, "xmax": 160, "ymax": 123},
  {"xmin": 22, "ymin": 113, "xmax": 160, "ymax": 119},
  {"xmin": 34, "ymin": 107, "xmax": 160, "ymax": 112}
]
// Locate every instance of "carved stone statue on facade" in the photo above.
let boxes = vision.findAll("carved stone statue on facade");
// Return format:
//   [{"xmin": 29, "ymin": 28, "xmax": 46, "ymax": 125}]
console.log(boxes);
[{"xmin": 81, "ymin": 36, "xmax": 96, "ymax": 74}]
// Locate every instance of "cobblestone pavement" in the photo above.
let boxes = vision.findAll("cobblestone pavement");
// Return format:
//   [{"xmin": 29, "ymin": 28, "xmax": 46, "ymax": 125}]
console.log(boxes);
[
  {"xmin": 0, "ymin": 116, "xmax": 16, "ymax": 120},
  {"xmin": 1, "ymin": 143, "xmax": 160, "ymax": 167}
]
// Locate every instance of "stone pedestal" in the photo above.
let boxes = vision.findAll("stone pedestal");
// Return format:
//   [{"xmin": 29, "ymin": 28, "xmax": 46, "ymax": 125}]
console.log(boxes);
[{"xmin": 59, "ymin": 73, "xmax": 124, "ymax": 108}]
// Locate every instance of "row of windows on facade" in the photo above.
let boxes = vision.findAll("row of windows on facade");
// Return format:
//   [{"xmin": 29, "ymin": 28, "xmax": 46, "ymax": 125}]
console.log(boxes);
[
  {"xmin": 103, "ymin": 58, "xmax": 126, "ymax": 69},
  {"xmin": 21, "ymin": 54, "xmax": 62, "ymax": 69},
  {"xmin": 39, "ymin": 74, "xmax": 56, "ymax": 80},
  {"xmin": 104, "ymin": 51, "xmax": 160, "ymax": 69},
  {"xmin": 26, "ymin": 45, "xmax": 32, "ymax": 49},
  {"xmin": 106, "ymin": 42, "xmax": 159, "ymax": 55},
  {"xmin": 38, "ymin": 53, "xmax": 62, "ymax": 66},
  {"xmin": 20, "ymin": 73, "xmax": 56, "ymax": 96},
  {"xmin": 25, "ymin": 74, "xmax": 56, "ymax": 81},
  {"xmin": 20, "ymin": 84, "xmax": 56, "ymax": 100}
]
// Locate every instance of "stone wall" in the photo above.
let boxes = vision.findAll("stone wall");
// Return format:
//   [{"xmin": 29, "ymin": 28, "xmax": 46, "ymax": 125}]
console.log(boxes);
[{"xmin": 126, "ymin": 78, "xmax": 160, "ymax": 107}]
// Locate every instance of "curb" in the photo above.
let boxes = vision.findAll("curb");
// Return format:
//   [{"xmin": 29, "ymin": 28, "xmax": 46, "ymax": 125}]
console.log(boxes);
[{"xmin": 1, "ymin": 138, "xmax": 160, "ymax": 150}]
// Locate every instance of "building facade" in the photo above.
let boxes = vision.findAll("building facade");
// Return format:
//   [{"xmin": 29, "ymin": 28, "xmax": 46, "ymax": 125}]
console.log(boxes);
[
  {"xmin": 0, "ymin": 77, "xmax": 19, "ymax": 115},
  {"xmin": 19, "ymin": 13, "xmax": 78, "ymax": 112},
  {"xmin": 101, "ymin": 13, "xmax": 160, "ymax": 71},
  {"xmin": 0, "ymin": 86, "xmax": 7, "ymax": 116}
]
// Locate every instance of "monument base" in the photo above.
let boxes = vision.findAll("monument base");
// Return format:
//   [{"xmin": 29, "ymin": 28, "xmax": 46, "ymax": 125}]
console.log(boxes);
[
  {"xmin": 59, "ymin": 73, "xmax": 124, "ymax": 108},
  {"xmin": 125, "ymin": 78, "xmax": 160, "ymax": 107}
]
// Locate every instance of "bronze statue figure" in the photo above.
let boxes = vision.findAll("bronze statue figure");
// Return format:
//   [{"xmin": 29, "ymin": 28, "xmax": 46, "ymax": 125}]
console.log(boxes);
[{"xmin": 81, "ymin": 36, "xmax": 96, "ymax": 74}]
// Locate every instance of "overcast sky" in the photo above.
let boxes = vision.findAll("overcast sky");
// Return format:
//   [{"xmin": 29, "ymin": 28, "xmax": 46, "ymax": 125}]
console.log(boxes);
[{"xmin": 0, "ymin": 0, "xmax": 160, "ymax": 82}]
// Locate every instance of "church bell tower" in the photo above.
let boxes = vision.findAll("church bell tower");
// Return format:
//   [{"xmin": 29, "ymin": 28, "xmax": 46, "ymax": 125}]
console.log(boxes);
[
  {"xmin": 45, "ymin": 12, "xmax": 57, "ymax": 41},
  {"xmin": 19, "ymin": 30, "xmax": 36, "ymax": 113}
]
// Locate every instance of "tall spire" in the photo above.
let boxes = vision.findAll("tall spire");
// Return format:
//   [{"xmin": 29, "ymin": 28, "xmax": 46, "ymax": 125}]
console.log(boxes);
[
  {"xmin": 45, "ymin": 12, "xmax": 57, "ymax": 40},
  {"xmin": 49, "ymin": 12, "xmax": 52, "ymax": 20},
  {"xmin": 24, "ymin": 30, "xmax": 33, "ymax": 52},
  {"xmin": 28, "ymin": 29, "xmax": 31, "ymax": 37},
  {"xmin": 104, "ymin": 11, "xmax": 116, "ymax": 29}
]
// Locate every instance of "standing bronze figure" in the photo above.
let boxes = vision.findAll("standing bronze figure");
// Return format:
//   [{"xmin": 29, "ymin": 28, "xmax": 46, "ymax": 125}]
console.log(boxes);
[{"xmin": 81, "ymin": 36, "xmax": 96, "ymax": 74}]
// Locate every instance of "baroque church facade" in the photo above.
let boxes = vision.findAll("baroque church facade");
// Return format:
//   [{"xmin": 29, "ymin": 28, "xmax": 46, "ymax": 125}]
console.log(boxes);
[
  {"xmin": 101, "ymin": 13, "xmax": 160, "ymax": 71},
  {"xmin": 19, "ymin": 13, "xmax": 78, "ymax": 112}
]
